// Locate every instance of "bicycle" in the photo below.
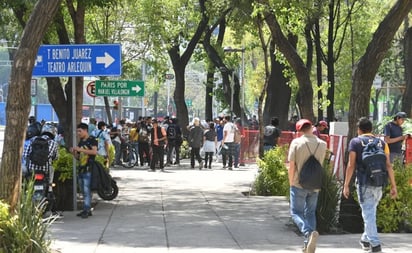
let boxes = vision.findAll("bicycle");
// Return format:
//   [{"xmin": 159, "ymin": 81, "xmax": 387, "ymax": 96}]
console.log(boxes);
[{"xmin": 120, "ymin": 141, "xmax": 139, "ymax": 168}]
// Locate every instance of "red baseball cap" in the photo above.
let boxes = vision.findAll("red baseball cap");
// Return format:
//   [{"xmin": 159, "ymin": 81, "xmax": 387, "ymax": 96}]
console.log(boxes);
[
  {"xmin": 296, "ymin": 119, "xmax": 312, "ymax": 131},
  {"xmin": 319, "ymin": 120, "xmax": 328, "ymax": 128}
]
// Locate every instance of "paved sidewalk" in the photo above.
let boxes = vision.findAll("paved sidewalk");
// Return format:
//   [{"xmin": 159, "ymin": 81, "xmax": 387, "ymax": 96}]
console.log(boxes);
[{"xmin": 50, "ymin": 161, "xmax": 411, "ymax": 253}]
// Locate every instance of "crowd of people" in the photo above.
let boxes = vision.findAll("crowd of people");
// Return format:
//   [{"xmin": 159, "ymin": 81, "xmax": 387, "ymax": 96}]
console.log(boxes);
[{"xmin": 82, "ymin": 115, "xmax": 247, "ymax": 171}]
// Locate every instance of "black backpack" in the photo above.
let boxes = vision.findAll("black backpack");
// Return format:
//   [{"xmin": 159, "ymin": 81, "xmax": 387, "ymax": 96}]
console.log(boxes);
[
  {"xmin": 358, "ymin": 136, "xmax": 388, "ymax": 187},
  {"xmin": 167, "ymin": 124, "xmax": 177, "ymax": 139},
  {"xmin": 30, "ymin": 136, "xmax": 50, "ymax": 166},
  {"xmin": 299, "ymin": 143, "xmax": 323, "ymax": 190}
]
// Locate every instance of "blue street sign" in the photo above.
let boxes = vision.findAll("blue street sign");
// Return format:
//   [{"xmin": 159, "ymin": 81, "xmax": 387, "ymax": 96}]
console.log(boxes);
[{"xmin": 32, "ymin": 44, "xmax": 122, "ymax": 77}]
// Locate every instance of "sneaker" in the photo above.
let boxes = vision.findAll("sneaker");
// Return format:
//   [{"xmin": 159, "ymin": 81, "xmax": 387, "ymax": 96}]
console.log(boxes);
[
  {"xmin": 77, "ymin": 210, "xmax": 92, "ymax": 218},
  {"xmin": 360, "ymin": 240, "xmax": 370, "ymax": 251},
  {"xmin": 302, "ymin": 244, "xmax": 308, "ymax": 253},
  {"xmin": 51, "ymin": 211, "xmax": 64, "ymax": 218},
  {"xmin": 370, "ymin": 245, "xmax": 382, "ymax": 253},
  {"xmin": 199, "ymin": 161, "xmax": 203, "ymax": 169},
  {"xmin": 306, "ymin": 231, "xmax": 319, "ymax": 253}
]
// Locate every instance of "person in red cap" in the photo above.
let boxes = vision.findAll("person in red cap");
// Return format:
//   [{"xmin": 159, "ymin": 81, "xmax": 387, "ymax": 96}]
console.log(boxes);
[
  {"xmin": 312, "ymin": 120, "xmax": 328, "ymax": 138},
  {"xmin": 288, "ymin": 119, "xmax": 327, "ymax": 253}
]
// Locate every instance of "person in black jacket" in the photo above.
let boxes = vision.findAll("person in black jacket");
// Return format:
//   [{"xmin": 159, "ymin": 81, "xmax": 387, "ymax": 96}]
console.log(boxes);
[{"xmin": 188, "ymin": 117, "xmax": 204, "ymax": 169}]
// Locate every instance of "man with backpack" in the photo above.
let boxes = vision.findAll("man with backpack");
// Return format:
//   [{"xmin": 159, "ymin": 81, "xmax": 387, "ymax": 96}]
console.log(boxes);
[
  {"xmin": 166, "ymin": 117, "xmax": 182, "ymax": 166},
  {"xmin": 263, "ymin": 116, "xmax": 281, "ymax": 152},
  {"xmin": 343, "ymin": 117, "xmax": 397, "ymax": 253},
  {"xmin": 23, "ymin": 123, "xmax": 59, "ymax": 212},
  {"xmin": 287, "ymin": 119, "xmax": 327, "ymax": 253}
]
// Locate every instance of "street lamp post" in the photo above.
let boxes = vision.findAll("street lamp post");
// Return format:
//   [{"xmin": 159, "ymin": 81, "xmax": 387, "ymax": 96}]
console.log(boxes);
[{"xmin": 223, "ymin": 47, "xmax": 245, "ymax": 124}]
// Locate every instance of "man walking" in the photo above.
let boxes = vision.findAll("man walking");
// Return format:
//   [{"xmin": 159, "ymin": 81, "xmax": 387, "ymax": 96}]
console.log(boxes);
[
  {"xmin": 222, "ymin": 115, "xmax": 236, "ymax": 170},
  {"xmin": 188, "ymin": 117, "xmax": 204, "ymax": 169},
  {"xmin": 343, "ymin": 117, "xmax": 397, "ymax": 253},
  {"xmin": 288, "ymin": 119, "xmax": 327, "ymax": 253}
]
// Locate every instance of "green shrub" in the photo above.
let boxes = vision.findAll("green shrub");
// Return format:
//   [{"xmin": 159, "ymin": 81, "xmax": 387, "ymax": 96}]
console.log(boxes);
[
  {"xmin": 52, "ymin": 146, "xmax": 73, "ymax": 182},
  {"xmin": 254, "ymin": 146, "xmax": 289, "ymax": 196},
  {"xmin": 180, "ymin": 140, "xmax": 191, "ymax": 159},
  {"xmin": 377, "ymin": 161, "xmax": 412, "ymax": 232},
  {"xmin": 53, "ymin": 146, "xmax": 113, "ymax": 182},
  {"xmin": 316, "ymin": 157, "xmax": 341, "ymax": 234},
  {"xmin": 0, "ymin": 180, "xmax": 54, "ymax": 252}
]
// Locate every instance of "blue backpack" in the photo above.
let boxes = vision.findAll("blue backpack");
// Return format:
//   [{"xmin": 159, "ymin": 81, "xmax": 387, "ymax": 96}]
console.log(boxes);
[{"xmin": 358, "ymin": 136, "xmax": 388, "ymax": 187}]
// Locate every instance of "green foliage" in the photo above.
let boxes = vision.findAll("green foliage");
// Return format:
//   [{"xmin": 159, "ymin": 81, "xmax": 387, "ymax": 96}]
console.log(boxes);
[
  {"xmin": 316, "ymin": 157, "xmax": 341, "ymax": 234},
  {"xmin": 377, "ymin": 161, "xmax": 412, "ymax": 232},
  {"xmin": 254, "ymin": 146, "xmax": 289, "ymax": 196},
  {"xmin": 52, "ymin": 147, "xmax": 73, "ymax": 182},
  {"xmin": 179, "ymin": 139, "xmax": 191, "ymax": 159},
  {"xmin": 0, "ymin": 180, "xmax": 54, "ymax": 253},
  {"xmin": 53, "ymin": 146, "xmax": 114, "ymax": 182}
]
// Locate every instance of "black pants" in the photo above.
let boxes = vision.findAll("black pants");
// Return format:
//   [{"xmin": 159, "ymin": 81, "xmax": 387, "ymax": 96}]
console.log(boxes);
[
  {"xmin": 190, "ymin": 147, "xmax": 202, "ymax": 168},
  {"xmin": 150, "ymin": 145, "xmax": 164, "ymax": 170},
  {"xmin": 167, "ymin": 140, "xmax": 181, "ymax": 164},
  {"xmin": 204, "ymin": 152, "xmax": 213, "ymax": 168},
  {"xmin": 138, "ymin": 142, "xmax": 150, "ymax": 166}
]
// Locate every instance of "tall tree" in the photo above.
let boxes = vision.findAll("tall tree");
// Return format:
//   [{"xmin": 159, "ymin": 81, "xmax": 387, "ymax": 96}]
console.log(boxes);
[
  {"xmin": 0, "ymin": 0, "xmax": 62, "ymax": 210},
  {"xmin": 259, "ymin": 1, "xmax": 315, "ymax": 121},
  {"xmin": 348, "ymin": 0, "xmax": 412, "ymax": 140},
  {"xmin": 402, "ymin": 26, "xmax": 412, "ymax": 115}
]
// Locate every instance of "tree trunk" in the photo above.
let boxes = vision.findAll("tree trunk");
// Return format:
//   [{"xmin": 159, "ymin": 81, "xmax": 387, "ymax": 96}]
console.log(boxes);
[
  {"xmin": 348, "ymin": 0, "xmax": 412, "ymax": 141},
  {"xmin": 205, "ymin": 70, "xmax": 214, "ymax": 121},
  {"xmin": 263, "ymin": 42, "xmax": 291, "ymax": 130},
  {"xmin": 326, "ymin": 0, "xmax": 336, "ymax": 122},
  {"xmin": 262, "ymin": 5, "xmax": 315, "ymax": 121},
  {"xmin": 402, "ymin": 26, "xmax": 412, "ymax": 116},
  {"xmin": 0, "ymin": 0, "xmax": 62, "ymax": 210},
  {"xmin": 167, "ymin": 0, "xmax": 208, "ymax": 134},
  {"xmin": 172, "ymin": 61, "xmax": 189, "ymax": 134}
]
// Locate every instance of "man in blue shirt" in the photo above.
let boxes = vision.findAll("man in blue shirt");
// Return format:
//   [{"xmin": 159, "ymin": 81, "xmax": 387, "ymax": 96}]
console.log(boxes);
[
  {"xmin": 344, "ymin": 117, "xmax": 397, "ymax": 253},
  {"xmin": 383, "ymin": 112, "xmax": 409, "ymax": 162}
]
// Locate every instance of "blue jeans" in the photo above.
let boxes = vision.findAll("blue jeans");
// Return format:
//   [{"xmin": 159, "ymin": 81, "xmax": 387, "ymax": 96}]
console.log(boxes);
[
  {"xmin": 78, "ymin": 172, "xmax": 92, "ymax": 212},
  {"xmin": 357, "ymin": 184, "xmax": 382, "ymax": 247},
  {"xmin": 289, "ymin": 186, "xmax": 319, "ymax": 241}
]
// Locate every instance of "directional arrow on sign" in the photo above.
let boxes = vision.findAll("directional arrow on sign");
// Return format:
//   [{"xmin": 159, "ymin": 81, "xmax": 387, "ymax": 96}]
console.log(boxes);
[
  {"xmin": 132, "ymin": 85, "xmax": 141, "ymax": 94},
  {"xmin": 96, "ymin": 52, "xmax": 115, "ymax": 68}
]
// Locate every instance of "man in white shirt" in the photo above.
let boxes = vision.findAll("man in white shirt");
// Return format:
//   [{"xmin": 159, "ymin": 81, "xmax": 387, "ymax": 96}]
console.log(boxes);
[{"xmin": 222, "ymin": 115, "xmax": 236, "ymax": 170}]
